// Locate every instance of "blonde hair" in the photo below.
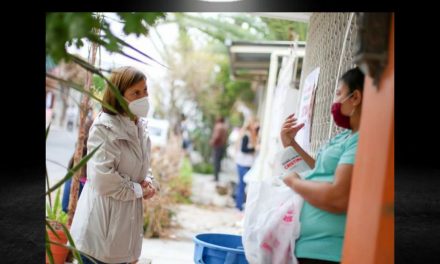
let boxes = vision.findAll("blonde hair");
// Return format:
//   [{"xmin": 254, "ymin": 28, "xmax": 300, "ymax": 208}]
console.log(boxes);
[
  {"xmin": 102, "ymin": 66, "xmax": 146, "ymax": 115},
  {"xmin": 242, "ymin": 116, "xmax": 258, "ymax": 131}
]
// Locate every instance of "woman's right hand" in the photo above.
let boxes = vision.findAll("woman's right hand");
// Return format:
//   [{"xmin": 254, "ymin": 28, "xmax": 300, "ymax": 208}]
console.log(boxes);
[{"xmin": 280, "ymin": 113, "xmax": 305, "ymax": 147}]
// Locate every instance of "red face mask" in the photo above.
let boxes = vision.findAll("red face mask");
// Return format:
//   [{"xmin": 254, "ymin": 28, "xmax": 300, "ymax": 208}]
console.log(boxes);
[{"xmin": 331, "ymin": 93, "xmax": 354, "ymax": 129}]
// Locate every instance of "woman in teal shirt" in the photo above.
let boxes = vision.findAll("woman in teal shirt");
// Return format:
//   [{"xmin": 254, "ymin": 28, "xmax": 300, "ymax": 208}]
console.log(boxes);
[{"xmin": 281, "ymin": 67, "xmax": 365, "ymax": 264}]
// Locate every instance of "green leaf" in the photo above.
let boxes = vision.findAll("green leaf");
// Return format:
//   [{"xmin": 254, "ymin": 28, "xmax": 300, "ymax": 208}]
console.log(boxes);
[
  {"xmin": 46, "ymin": 122, "xmax": 51, "ymax": 141},
  {"xmin": 67, "ymin": 55, "xmax": 134, "ymax": 119},
  {"xmin": 92, "ymin": 75, "xmax": 105, "ymax": 92},
  {"xmin": 112, "ymin": 34, "xmax": 168, "ymax": 69},
  {"xmin": 118, "ymin": 50, "xmax": 151, "ymax": 66},
  {"xmin": 53, "ymin": 188, "xmax": 61, "ymax": 216},
  {"xmin": 125, "ymin": 17, "xmax": 147, "ymax": 36},
  {"xmin": 46, "ymin": 167, "xmax": 52, "ymax": 209},
  {"xmin": 60, "ymin": 223, "xmax": 83, "ymax": 264},
  {"xmin": 142, "ymin": 12, "xmax": 166, "ymax": 25},
  {"xmin": 45, "ymin": 229, "xmax": 55, "ymax": 264},
  {"xmin": 46, "ymin": 143, "xmax": 102, "ymax": 195},
  {"xmin": 46, "ymin": 73, "xmax": 118, "ymax": 114},
  {"xmin": 46, "ymin": 240, "xmax": 97, "ymax": 264},
  {"xmin": 46, "ymin": 202, "xmax": 54, "ymax": 219},
  {"xmin": 117, "ymin": 12, "xmax": 165, "ymax": 36}
]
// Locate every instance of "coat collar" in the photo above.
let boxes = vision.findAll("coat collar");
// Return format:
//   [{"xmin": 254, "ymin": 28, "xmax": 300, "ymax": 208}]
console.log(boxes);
[{"xmin": 94, "ymin": 112, "xmax": 139, "ymax": 140}]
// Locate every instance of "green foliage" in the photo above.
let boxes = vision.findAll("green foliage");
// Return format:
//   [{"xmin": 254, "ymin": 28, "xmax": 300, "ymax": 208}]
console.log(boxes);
[
  {"xmin": 46, "ymin": 12, "xmax": 165, "ymax": 64},
  {"xmin": 46, "ymin": 13, "xmax": 101, "ymax": 63},
  {"xmin": 118, "ymin": 12, "xmax": 165, "ymax": 36},
  {"xmin": 218, "ymin": 79, "xmax": 252, "ymax": 118},
  {"xmin": 229, "ymin": 111, "xmax": 244, "ymax": 128},
  {"xmin": 46, "ymin": 188, "xmax": 68, "ymax": 225},
  {"xmin": 46, "ymin": 143, "xmax": 102, "ymax": 196},
  {"xmin": 151, "ymin": 13, "xmax": 306, "ymax": 141},
  {"xmin": 45, "ymin": 12, "xmax": 164, "ymax": 263},
  {"xmin": 192, "ymin": 162, "xmax": 214, "ymax": 175},
  {"xmin": 180, "ymin": 156, "xmax": 193, "ymax": 181},
  {"xmin": 92, "ymin": 74, "xmax": 106, "ymax": 93},
  {"xmin": 209, "ymin": 58, "xmax": 253, "ymax": 118},
  {"xmin": 168, "ymin": 157, "xmax": 193, "ymax": 204},
  {"xmin": 261, "ymin": 17, "xmax": 308, "ymax": 41},
  {"xmin": 191, "ymin": 127, "xmax": 212, "ymax": 163},
  {"xmin": 173, "ymin": 13, "xmax": 262, "ymax": 44}
]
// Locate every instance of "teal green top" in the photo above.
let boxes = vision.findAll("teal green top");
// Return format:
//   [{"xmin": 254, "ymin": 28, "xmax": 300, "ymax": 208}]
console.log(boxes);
[{"xmin": 295, "ymin": 129, "xmax": 359, "ymax": 262}]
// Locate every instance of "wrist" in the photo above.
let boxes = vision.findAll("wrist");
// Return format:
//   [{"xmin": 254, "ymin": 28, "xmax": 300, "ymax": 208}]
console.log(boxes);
[
  {"xmin": 282, "ymin": 137, "xmax": 291, "ymax": 147},
  {"xmin": 133, "ymin": 182, "xmax": 143, "ymax": 198},
  {"xmin": 284, "ymin": 173, "xmax": 301, "ymax": 189},
  {"xmin": 290, "ymin": 138, "xmax": 298, "ymax": 147}
]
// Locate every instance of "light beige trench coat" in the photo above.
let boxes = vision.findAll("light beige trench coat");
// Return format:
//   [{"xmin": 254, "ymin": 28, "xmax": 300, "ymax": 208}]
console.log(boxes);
[{"xmin": 70, "ymin": 112, "xmax": 151, "ymax": 263}]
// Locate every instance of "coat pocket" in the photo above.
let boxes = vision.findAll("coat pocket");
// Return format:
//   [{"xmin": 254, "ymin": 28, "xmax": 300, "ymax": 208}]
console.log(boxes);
[
  {"xmin": 105, "ymin": 200, "xmax": 134, "ymax": 258},
  {"xmin": 89, "ymin": 196, "xmax": 112, "ymax": 241}
]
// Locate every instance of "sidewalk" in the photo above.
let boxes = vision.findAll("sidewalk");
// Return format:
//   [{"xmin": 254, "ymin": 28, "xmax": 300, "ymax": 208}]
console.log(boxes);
[
  {"xmin": 138, "ymin": 169, "xmax": 244, "ymax": 264},
  {"xmin": 139, "ymin": 239, "xmax": 194, "ymax": 264}
]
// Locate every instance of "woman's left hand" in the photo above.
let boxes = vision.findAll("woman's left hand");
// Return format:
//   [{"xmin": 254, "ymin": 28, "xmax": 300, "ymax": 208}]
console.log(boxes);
[
  {"xmin": 141, "ymin": 181, "xmax": 156, "ymax": 199},
  {"xmin": 283, "ymin": 172, "xmax": 301, "ymax": 186}
]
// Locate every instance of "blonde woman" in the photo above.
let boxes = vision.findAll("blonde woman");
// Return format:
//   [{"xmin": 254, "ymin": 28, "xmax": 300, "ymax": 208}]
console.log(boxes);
[
  {"xmin": 70, "ymin": 66, "xmax": 157, "ymax": 264},
  {"xmin": 234, "ymin": 117, "xmax": 259, "ymax": 211}
]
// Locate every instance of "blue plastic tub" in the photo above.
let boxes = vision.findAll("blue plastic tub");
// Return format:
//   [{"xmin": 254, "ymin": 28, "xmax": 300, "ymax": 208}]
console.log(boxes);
[{"xmin": 193, "ymin": 233, "xmax": 249, "ymax": 264}]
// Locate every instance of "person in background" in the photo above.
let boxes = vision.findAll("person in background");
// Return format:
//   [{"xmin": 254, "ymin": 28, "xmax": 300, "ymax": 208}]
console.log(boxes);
[
  {"xmin": 62, "ymin": 114, "xmax": 94, "ymax": 213},
  {"xmin": 234, "ymin": 117, "xmax": 259, "ymax": 211},
  {"xmin": 209, "ymin": 116, "xmax": 228, "ymax": 182},
  {"xmin": 66, "ymin": 104, "xmax": 78, "ymax": 132},
  {"xmin": 180, "ymin": 114, "xmax": 192, "ymax": 155}
]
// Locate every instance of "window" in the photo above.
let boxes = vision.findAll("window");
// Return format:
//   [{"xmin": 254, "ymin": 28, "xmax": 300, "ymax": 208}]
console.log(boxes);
[{"xmin": 292, "ymin": 57, "xmax": 304, "ymax": 89}]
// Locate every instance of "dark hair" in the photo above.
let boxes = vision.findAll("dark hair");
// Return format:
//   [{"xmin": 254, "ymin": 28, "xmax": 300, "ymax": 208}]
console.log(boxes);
[
  {"xmin": 217, "ymin": 116, "xmax": 225, "ymax": 123},
  {"xmin": 340, "ymin": 67, "xmax": 365, "ymax": 94}
]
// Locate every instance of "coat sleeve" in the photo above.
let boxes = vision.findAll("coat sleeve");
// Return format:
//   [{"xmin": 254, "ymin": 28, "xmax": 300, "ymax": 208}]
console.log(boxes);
[{"xmin": 87, "ymin": 125, "xmax": 142, "ymax": 201}]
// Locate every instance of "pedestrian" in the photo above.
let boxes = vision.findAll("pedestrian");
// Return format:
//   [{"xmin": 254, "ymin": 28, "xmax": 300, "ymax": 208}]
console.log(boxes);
[
  {"xmin": 180, "ymin": 114, "xmax": 192, "ymax": 154},
  {"xmin": 235, "ymin": 117, "xmax": 259, "ymax": 211},
  {"xmin": 62, "ymin": 114, "xmax": 94, "ymax": 213},
  {"xmin": 66, "ymin": 105, "xmax": 77, "ymax": 132},
  {"xmin": 209, "ymin": 116, "xmax": 228, "ymax": 182},
  {"xmin": 70, "ymin": 66, "xmax": 158, "ymax": 264}
]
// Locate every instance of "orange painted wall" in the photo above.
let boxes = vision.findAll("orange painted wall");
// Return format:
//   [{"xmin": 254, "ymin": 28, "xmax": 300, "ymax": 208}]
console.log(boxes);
[{"xmin": 342, "ymin": 14, "xmax": 394, "ymax": 264}]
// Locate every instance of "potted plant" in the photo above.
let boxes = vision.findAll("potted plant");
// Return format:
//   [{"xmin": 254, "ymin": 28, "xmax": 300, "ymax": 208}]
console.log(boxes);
[{"xmin": 46, "ymin": 188, "xmax": 69, "ymax": 264}]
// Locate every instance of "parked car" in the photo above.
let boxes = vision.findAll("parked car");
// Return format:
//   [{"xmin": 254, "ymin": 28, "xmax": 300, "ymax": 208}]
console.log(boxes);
[{"xmin": 142, "ymin": 118, "xmax": 170, "ymax": 148}]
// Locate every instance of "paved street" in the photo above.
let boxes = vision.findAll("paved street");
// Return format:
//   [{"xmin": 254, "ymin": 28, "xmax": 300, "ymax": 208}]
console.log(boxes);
[{"xmin": 46, "ymin": 124, "xmax": 79, "ymax": 190}]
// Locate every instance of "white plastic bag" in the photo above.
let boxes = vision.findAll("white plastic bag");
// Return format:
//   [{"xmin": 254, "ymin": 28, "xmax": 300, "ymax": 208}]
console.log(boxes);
[
  {"xmin": 242, "ymin": 181, "xmax": 302, "ymax": 264},
  {"xmin": 242, "ymin": 146, "xmax": 311, "ymax": 264}
]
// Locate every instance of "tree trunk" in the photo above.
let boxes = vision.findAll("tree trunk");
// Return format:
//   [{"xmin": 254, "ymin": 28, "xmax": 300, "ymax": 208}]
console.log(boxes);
[
  {"xmin": 67, "ymin": 41, "xmax": 98, "ymax": 226},
  {"xmin": 59, "ymin": 85, "xmax": 70, "ymax": 127}
]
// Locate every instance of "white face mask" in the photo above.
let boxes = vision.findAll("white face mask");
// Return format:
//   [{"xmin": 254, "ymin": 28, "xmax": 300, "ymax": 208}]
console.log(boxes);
[{"xmin": 128, "ymin": 96, "xmax": 149, "ymax": 117}]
